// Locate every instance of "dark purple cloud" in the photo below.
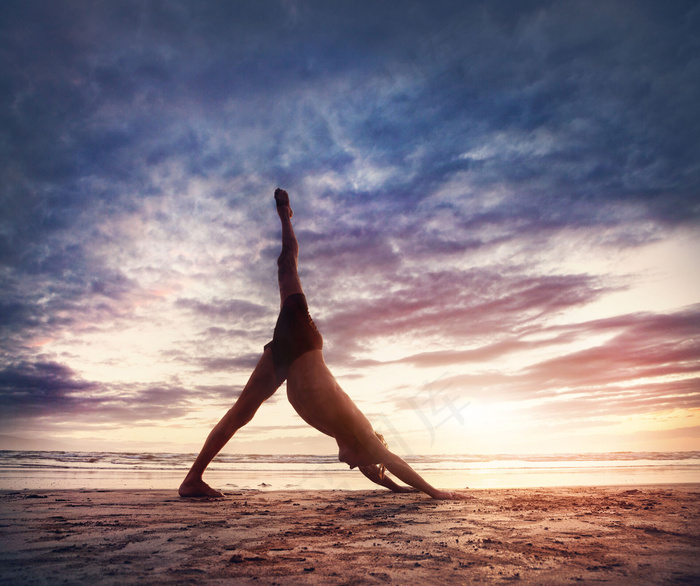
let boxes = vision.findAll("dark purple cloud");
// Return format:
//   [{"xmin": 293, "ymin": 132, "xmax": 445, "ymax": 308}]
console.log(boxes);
[
  {"xmin": 0, "ymin": 359, "xmax": 244, "ymax": 430},
  {"xmin": 0, "ymin": 361, "xmax": 95, "ymax": 419}
]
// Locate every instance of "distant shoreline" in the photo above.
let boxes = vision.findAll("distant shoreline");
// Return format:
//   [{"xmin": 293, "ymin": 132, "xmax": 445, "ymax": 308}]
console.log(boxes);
[{"xmin": 1, "ymin": 450, "xmax": 699, "ymax": 491}]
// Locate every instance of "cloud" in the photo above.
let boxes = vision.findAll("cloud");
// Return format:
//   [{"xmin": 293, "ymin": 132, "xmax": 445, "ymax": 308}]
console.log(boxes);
[
  {"xmin": 3, "ymin": 1, "xmax": 698, "ymax": 245},
  {"xmin": 396, "ymin": 304, "xmax": 700, "ymax": 370},
  {"xmin": 176, "ymin": 297, "xmax": 268, "ymax": 322},
  {"xmin": 196, "ymin": 355, "xmax": 264, "ymax": 374},
  {"xmin": 318, "ymin": 268, "xmax": 612, "ymax": 363},
  {"xmin": 0, "ymin": 359, "xmax": 238, "ymax": 429},
  {"xmin": 522, "ymin": 307, "xmax": 700, "ymax": 390},
  {"xmin": 1, "ymin": 1, "xmax": 698, "ymax": 448},
  {"xmin": 0, "ymin": 361, "xmax": 96, "ymax": 421},
  {"xmin": 388, "ymin": 305, "xmax": 700, "ymax": 424}
]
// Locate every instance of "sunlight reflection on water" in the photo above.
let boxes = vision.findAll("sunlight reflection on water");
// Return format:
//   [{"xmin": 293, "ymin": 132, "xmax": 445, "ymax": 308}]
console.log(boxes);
[{"xmin": 1, "ymin": 461, "xmax": 698, "ymax": 491}]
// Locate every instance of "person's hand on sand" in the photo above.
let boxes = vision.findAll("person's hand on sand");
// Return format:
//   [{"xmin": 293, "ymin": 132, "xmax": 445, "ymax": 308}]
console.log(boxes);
[{"xmin": 432, "ymin": 489, "xmax": 475, "ymax": 500}]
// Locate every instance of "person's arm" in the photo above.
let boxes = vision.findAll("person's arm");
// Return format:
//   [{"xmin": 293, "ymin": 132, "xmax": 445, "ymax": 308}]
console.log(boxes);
[
  {"xmin": 381, "ymin": 451, "xmax": 453, "ymax": 499},
  {"xmin": 360, "ymin": 432, "xmax": 471, "ymax": 500},
  {"xmin": 358, "ymin": 465, "xmax": 417, "ymax": 493}
]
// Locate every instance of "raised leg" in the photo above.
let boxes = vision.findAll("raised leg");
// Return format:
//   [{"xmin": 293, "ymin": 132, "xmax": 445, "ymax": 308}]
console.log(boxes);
[
  {"xmin": 179, "ymin": 347, "xmax": 279, "ymax": 497},
  {"xmin": 274, "ymin": 188, "xmax": 303, "ymax": 306}
]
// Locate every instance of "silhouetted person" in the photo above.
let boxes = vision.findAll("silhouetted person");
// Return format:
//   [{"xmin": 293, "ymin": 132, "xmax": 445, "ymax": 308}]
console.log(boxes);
[{"xmin": 179, "ymin": 189, "xmax": 469, "ymax": 499}]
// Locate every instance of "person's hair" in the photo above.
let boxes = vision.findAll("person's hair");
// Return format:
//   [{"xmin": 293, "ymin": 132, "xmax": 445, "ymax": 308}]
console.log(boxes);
[{"xmin": 375, "ymin": 432, "xmax": 388, "ymax": 479}]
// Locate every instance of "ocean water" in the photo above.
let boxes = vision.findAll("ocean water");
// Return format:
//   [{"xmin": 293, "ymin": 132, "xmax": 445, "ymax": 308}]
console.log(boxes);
[{"xmin": 0, "ymin": 451, "xmax": 698, "ymax": 492}]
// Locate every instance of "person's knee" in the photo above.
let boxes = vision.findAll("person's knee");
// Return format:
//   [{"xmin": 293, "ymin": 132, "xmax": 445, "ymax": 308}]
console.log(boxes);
[
  {"xmin": 277, "ymin": 244, "xmax": 298, "ymax": 270},
  {"xmin": 219, "ymin": 403, "xmax": 255, "ymax": 433}
]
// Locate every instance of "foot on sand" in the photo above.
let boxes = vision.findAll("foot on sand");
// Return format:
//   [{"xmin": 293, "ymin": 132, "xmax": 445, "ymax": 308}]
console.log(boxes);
[
  {"xmin": 178, "ymin": 478, "xmax": 224, "ymax": 498},
  {"xmin": 274, "ymin": 188, "xmax": 293, "ymax": 217}
]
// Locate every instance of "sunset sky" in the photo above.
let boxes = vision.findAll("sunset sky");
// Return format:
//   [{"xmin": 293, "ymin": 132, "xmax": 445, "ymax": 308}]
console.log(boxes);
[{"xmin": 1, "ymin": 1, "xmax": 699, "ymax": 456}]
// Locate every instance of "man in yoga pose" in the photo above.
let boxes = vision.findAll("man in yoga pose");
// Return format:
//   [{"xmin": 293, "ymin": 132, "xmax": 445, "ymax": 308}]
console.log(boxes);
[{"xmin": 179, "ymin": 189, "xmax": 468, "ymax": 499}]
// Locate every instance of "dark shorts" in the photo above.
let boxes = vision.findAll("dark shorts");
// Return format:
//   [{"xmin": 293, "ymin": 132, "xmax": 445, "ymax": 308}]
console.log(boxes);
[{"xmin": 264, "ymin": 293, "xmax": 323, "ymax": 387}]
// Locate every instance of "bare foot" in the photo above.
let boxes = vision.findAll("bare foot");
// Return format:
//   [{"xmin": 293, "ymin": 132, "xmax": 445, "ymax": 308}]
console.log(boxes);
[
  {"xmin": 274, "ymin": 188, "xmax": 293, "ymax": 218},
  {"xmin": 178, "ymin": 478, "xmax": 224, "ymax": 498}
]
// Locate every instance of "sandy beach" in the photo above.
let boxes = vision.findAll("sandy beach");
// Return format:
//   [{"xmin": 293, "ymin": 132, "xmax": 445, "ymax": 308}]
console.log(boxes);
[{"xmin": 1, "ymin": 486, "xmax": 698, "ymax": 584}]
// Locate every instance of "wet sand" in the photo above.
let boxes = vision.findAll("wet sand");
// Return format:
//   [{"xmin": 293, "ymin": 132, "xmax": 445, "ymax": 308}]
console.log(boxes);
[{"xmin": 1, "ymin": 486, "xmax": 698, "ymax": 584}]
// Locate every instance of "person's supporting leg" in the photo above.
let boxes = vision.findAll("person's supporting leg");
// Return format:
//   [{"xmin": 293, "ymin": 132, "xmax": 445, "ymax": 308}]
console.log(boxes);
[
  {"xmin": 274, "ymin": 188, "xmax": 303, "ymax": 305},
  {"xmin": 179, "ymin": 346, "xmax": 279, "ymax": 497},
  {"xmin": 179, "ymin": 188, "xmax": 298, "ymax": 497}
]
